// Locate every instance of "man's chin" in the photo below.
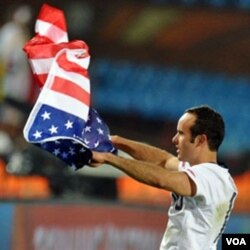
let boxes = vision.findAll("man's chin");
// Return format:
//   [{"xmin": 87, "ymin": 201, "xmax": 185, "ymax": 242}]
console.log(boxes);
[
  {"xmin": 177, "ymin": 155, "xmax": 182, "ymax": 161},
  {"xmin": 177, "ymin": 155, "xmax": 186, "ymax": 162}
]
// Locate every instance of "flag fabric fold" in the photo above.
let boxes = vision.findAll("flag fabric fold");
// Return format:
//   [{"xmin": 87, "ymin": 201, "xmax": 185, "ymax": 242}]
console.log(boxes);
[{"xmin": 23, "ymin": 3, "xmax": 116, "ymax": 170}]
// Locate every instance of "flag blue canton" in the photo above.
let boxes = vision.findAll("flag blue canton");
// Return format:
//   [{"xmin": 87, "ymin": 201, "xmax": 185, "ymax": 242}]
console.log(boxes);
[{"xmin": 27, "ymin": 105, "xmax": 116, "ymax": 169}]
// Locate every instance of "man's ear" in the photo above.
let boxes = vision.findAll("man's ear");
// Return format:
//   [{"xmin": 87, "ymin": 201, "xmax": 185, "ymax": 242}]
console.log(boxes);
[{"xmin": 195, "ymin": 134, "xmax": 207, "ymax": 146}]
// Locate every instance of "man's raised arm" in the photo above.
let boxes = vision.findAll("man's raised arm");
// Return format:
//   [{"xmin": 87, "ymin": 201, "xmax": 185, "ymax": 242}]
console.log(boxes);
[{"xmin": 111, "ymin": 135, "xmax": 179, "ymax": 171}]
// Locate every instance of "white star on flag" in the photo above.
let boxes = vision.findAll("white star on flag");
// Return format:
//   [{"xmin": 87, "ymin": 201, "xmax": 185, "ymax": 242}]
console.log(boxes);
[
  {"xmin": 65, "ymin": 120, "xmax": 73, "ymax": 129},
  {"xmin": 53, "ymin": 148, "xmax": 60, "ymax": 156},
  {"xmin": 97, "ymin": 128, "xmax": 104, "ymax": 135},
  {"xmin": 41, "ymin": 111, "xmax": 51, "ymax": 120},
  {"xmin": 33, "ymin": 130, "xmax": 42, "ymax": 139},
  {"xmin": 85, "ymin": 126, "xmax": 91, "ymax": 132},
  {"xmin": 96, "ymin": 117, "xmax": 102, "ymax": 124},
  {"xmin": 49, "ymin": 125, "xmax": 58, "ymax": 134}
]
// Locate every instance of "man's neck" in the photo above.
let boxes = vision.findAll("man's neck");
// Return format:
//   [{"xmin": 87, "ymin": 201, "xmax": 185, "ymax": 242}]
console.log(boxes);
[{"xmin": 190, "ymin": 151, "xmax": 217, "ymax": 166}]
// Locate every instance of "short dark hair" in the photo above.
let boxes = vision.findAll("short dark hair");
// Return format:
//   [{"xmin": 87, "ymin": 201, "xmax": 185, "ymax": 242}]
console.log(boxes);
[{"xmin": 185, "ymin": 105, "xmax": 225, "ymax": 151}]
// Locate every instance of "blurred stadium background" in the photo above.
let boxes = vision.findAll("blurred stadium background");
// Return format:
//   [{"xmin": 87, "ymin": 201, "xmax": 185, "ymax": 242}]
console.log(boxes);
[{"xmin": 0, "ymin": 0, "xmax": 249, "ymax": 249}]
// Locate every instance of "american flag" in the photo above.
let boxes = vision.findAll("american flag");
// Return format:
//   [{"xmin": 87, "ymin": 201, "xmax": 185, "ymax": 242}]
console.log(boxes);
[{"xmin": 23, "ymin": 4, "xmax": 116, "ymax": 170}]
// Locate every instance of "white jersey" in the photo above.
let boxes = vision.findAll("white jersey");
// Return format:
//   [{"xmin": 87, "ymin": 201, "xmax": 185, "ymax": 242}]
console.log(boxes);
[{"xmin": 160, "ymin": 162, "xmax": 237, "ymax": 250}]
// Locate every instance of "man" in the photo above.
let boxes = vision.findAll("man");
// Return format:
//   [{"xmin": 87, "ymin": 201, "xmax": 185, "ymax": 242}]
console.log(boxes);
[{"xmin": 90, "ymin": 105, "xmax": 238, "ymax": 250}]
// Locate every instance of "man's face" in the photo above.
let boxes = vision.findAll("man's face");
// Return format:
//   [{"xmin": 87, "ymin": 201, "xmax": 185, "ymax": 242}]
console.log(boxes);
[{"xmin": 172, "ymin": 113, "xmax": 197, "ymax": 163}]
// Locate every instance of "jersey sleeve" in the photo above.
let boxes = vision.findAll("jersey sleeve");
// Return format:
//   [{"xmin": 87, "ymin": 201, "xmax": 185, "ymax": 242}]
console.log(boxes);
[{"xmin": 178, "ymin": 161, "xmax": 220, "ymax": 205}]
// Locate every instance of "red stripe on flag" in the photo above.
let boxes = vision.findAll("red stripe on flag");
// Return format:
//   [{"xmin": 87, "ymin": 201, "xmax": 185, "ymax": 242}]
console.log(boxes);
[
  {"xmin": 33, "ymin": 74, "xmax": 48, "ymax": 87},
  {"xmin": 24, "ymin": 39, "xmax": 87, "ymax": 59},
  {"xmin": 37, "ymin": 4, "xmax": 67, "ymax": 32},
  {"xmin": 51, "ymin": 76, "xmax": 90, "ymax": 106}
]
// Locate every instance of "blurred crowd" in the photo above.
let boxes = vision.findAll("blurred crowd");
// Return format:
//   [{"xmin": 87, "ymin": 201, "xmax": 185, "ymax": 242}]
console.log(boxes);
[
  {"xmin": 0, "ymin": 4, "xmax": 67, "ymax": 199},
  {"xmin": 0, "ymin": 4, "xmax": 36, "ymax": 173},
  {"xmin": 0, "ymin": 4, "xmax": 49, "ymax": 199}
]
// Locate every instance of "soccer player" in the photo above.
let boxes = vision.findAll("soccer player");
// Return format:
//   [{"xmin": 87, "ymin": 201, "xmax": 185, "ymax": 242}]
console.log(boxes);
[{"xmin": 90, "ymin": 105, "xmax": 238, "ymax": 250}]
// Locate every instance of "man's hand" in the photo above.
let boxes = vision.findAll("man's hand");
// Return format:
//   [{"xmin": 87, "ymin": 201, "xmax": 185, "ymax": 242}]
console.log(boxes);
[{"xmin": 89, "ymin": 151, "xmax": 110, "ymax": 167}]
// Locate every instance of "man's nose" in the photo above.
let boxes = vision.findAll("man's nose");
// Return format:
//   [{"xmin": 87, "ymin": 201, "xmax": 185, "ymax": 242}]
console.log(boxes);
[{"xmin": 172, "ymin": 134, "xmax": 178, "ymax": 145}]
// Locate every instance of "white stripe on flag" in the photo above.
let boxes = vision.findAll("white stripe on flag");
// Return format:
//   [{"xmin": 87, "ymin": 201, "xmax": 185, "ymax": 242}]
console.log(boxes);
[
  {"xmin": 30, "ymin": 58, "xmax": 54, "ymax": 74},
  {"xmin": 39, "ymin": 88, "xmax": 89, "ymax": 120},
  {"xmin": 35, "ymin": 20, "xmax": 68, "ymax": 43}
]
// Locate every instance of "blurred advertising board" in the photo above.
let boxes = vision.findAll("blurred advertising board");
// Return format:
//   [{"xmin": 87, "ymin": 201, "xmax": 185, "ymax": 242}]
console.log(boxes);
[
  {"xmin": 11, "ymin": 202, "xmax": 166, "ymax": 250},
  {"xmin": 0, "ymin": 201, "xmax": 249, "ymax": 250}
]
